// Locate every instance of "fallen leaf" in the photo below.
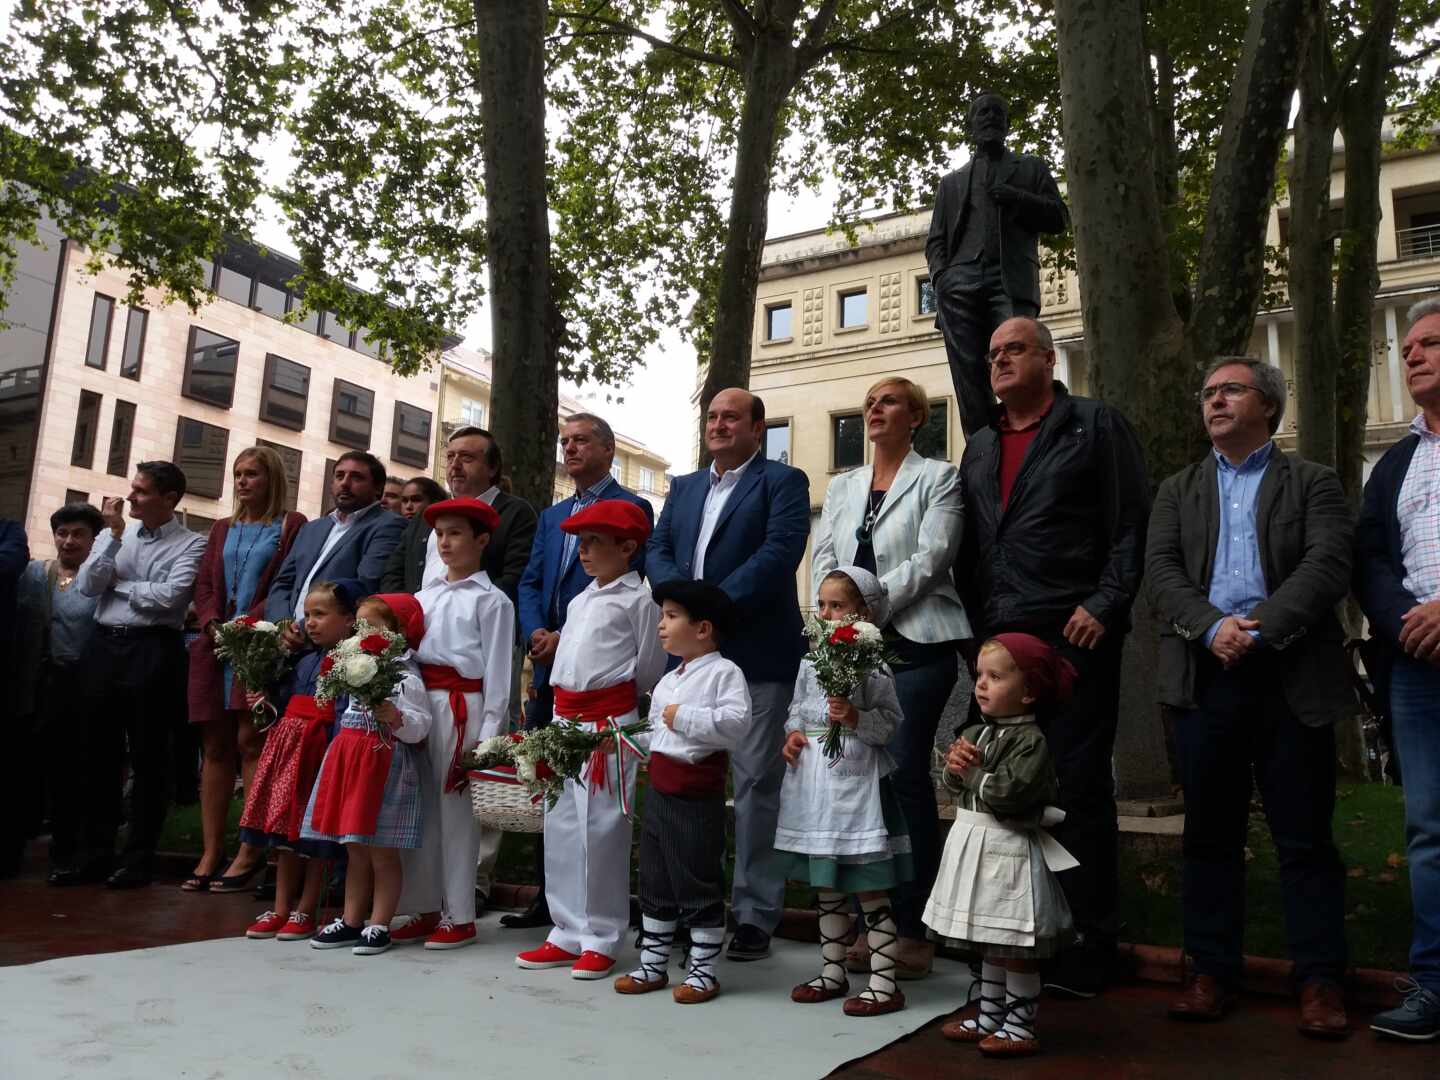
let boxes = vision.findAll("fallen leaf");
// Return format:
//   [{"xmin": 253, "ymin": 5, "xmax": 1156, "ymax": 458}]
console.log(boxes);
[
  {"xmin": 1386, "ymin": 852, "xmax": 1408, "ymax": 868},
  {"xmin": 1346, "ymin": 867, "xmax": 1367, "ymax": 878}
]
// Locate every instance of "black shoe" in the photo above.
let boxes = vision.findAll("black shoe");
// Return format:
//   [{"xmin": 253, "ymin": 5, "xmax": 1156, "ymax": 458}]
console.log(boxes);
[
  {"xmin": 352, "ymin": 925, "xmax": 392, "ymax": 956},
  {"xmin": 500, "ymin": 899, "xmax": 553, "ymax": 930},
  {"xmin": 105, "ymin": 864, "xmax": 153, "ymax": 890},
  {"xmin": 310, "ymin": 917, "xmax": 364, "ymax": 950},
  {"xmin": 48, "ymin": 862, "xmax": 111, "ymax": 887},
  {"xmin": 727, "ymin": 924, "xmax": 771, "ymax": 962}
]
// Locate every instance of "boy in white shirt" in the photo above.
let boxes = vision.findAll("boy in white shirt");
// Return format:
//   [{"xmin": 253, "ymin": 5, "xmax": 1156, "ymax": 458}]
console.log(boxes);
[
  {"xmin": 516, "ymin": 500, "xmax": 666, "ymax": 980},
  {"xmin": 614, "ymin": 580, "xmax": 750, "ymax": 1004},
  {"xmin": 397, "ymin": 498, "xmax": 514, "ymax": 951}
]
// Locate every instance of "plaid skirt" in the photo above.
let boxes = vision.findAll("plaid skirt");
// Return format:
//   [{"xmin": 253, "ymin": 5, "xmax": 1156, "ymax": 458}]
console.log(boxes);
[{"xmin": 301, "ymin": 719, "xmax": 424, "ymax": 849}]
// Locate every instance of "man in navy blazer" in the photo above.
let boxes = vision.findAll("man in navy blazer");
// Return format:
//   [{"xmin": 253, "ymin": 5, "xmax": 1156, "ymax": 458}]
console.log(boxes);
[
  {"xmin": 265, "ymin": 452, "xmax": 407, "ymax": 632},
  {"xmin": 647, "ymin": 387, "xmax": 810, "ymax": 960},
  {"xmin": 509, "ymin": 413, "xmax": 653, "ymax": 929}
]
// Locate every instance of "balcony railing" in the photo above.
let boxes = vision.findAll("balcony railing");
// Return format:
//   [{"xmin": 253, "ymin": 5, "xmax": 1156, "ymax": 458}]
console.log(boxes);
[{"xmin": 1398, "ymin": 224, "xmax": 1440, "ymax": 261}]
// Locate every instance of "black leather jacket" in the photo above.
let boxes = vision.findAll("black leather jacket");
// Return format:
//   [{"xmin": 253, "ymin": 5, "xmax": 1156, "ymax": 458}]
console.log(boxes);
[{"xmin": 958, "ymin": 386, "xmax": 1151, "ymax": 638}]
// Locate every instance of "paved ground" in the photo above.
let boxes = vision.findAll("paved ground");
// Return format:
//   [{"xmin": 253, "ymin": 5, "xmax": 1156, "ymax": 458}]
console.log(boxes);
[{"xmin": 3, "ymin": 845, "xmax": 1435, "ymax": 1077}]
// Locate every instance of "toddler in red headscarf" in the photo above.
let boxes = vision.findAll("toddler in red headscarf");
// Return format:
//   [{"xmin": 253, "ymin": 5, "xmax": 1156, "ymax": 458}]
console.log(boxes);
[{"xmin": 922, "ymin": 633, "xmax": 1079, "ymax": 1060}]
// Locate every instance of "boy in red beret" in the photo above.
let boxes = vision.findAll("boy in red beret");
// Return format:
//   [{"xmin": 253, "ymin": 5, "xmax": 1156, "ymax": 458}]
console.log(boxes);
[
  {"xmin": 393, "ymin": 498, "xmax": 514, "ymax": 951},
  {"xmin": 516, "ymin": 500, "xmax": 667, "ymax": 980}
]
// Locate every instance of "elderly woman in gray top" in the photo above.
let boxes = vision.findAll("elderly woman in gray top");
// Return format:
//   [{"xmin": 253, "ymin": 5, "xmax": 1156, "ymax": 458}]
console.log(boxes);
[{"xmin": 811, "ymin": 375, "xmax": 970, "ymax": 978}]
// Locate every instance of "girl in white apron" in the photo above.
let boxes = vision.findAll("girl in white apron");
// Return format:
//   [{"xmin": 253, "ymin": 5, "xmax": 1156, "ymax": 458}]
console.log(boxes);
[
  {"xmin": 776, "ymin": 566, "xmax": 912, "ymax": 1017},
  {"xmin": 923, "ymin": 633, "xmax": 1079, "ymax": 1058}
]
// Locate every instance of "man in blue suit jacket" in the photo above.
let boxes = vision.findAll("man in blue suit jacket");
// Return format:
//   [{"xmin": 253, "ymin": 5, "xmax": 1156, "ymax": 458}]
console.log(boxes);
[
  {"xmin": 266, "ymin": 452, "xmax": 408, "ymax": 633},
  {"xmin": 510, "ymin": 413, "xmax": 653, "ymax": 929},
  {"xmin": 647, "ymin": 387, "xmax": 810, "ymax": 960}
]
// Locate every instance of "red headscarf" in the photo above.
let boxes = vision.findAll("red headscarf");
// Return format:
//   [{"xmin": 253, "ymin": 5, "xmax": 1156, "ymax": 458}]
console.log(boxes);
[
  {"xmin": 368, "ymin": 592, "xmax": 425, "ymax": 649},
  {"xmin": 986, "ymin": 633, "xmax": 1077, "ymax": 705}
]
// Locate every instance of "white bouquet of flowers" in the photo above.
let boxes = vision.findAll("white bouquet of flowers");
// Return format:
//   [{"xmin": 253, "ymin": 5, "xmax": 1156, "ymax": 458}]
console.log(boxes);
[
  {"xmin": 314, "ymin": 620, "xmax": 409, "ymax": 738},
  {"xmin": 803, "ymin": 615, "xmax": 895, "ymax": 764},
  {"xmin": 212, "ymin": 615, "xmax": 292, "ymax": 727}
]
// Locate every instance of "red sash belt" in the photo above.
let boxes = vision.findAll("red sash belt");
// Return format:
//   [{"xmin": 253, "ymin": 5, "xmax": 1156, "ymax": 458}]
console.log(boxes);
[
  {"xmin": 285, "ymin": 694, "xmax": 335, "ymax": 726},
  {"xmin": 552, "ymin": 680, "xmax": 637, "ymax": 723},
  {"xmin": 649, "ymin": 750, "xmax": 728, "ymax": 797},
  {"xmin": 419, "ymin": 663, "xmax": 484, "ymax": 793}
]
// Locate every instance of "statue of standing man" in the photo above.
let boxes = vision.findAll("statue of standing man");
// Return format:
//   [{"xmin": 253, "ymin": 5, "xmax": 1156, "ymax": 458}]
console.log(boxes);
[{"xmin": 926, "ymin": 93, "xmax": 1070, "ymax": 436}]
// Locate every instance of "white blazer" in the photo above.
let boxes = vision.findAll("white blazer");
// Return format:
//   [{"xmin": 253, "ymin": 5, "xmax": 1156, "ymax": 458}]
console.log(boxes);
[{"xmin": 812, "ymin": 450, "xmax": 971, "ymax": 644}]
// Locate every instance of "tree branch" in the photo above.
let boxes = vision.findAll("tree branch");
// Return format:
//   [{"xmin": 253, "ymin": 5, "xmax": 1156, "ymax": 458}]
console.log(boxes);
[
  {"xmin": 1329, "ymin": 1, "xmax": 1394, "ymax": 99},
  {"xmin": 1391, "ymin": 39, "xmax": 1440, "ymax": 69},
  {"xmin": 549, "ymin": 8, "xmax": 738, "ymax": 68},
  {"xmin": 718, "ymin": 0, "xmax": 759, "ymax": 41}
]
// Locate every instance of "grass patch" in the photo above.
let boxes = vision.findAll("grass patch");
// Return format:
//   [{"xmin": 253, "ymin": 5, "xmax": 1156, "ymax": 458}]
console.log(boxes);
[
  {"xmin": 158, "ymin": 797, "xmax": 243, "ymax": 858},
  {"xmin": 1120, "ymin": 783, "xmax": 1412, "ymax": 971}
]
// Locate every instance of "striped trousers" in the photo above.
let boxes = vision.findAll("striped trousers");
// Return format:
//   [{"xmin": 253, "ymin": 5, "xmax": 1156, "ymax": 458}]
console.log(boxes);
[{"xmin": 639, "ymin": 788, "xmax": 727, "ymax": 928}]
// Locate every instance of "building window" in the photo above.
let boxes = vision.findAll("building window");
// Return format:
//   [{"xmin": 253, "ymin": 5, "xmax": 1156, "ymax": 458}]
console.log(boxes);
[
  {"xmin": 321, "ymin": 458, "xmax": 339, "ymax": 515},
  {"xmin": 119, "ymin": 307, "xmax": 147, "ymax": 379},
  {"xmin": 84, "ymin": 294, "xmax": 115, "ymax": 369},
  {"xmin": 256, "ymin": 438, "xmax": 302, "ymax": 512},
  {"xmin": 330, "ymin": 378, "xmax": 374, "ymax": 449},
  {"xmin": 913, "ymin": 401, "xmax": 949, "ymax": 460},
  {"xmin": 831, "ymin": 412, "xmax": 864, "ymax": 471},
  {"xmin": 64, "ymin": 488, "xmax": 88, "ymax": 506},
  {"xmin": 838, "ymin": 289, "xmax": 868, "ymax": 329},
  {"xmin": 611, "ymin": 461, "xmax": 623, "ymax": 482},
  {"xmin": 253, "ymin": 279, "xmax": 287, "ymax": 319},
  {"xmin": 182, "ymin": 326, "xmax": 241, "ymax": 409},
  {"xmin": 173, "ymin": 416, "xmax": 229, "ymax": 500},
  {"xmin": 917, "ymin": 277, "xmax": 936, "ymax": 315},
  {"xmin": 217, "ymin": 263, "xmax": 253, "ymax": 307},
  {"xmin": 353, "ymin": 327, "xmax": 383, "ymax": 359},
  {"xmin": 287, "ymin": 298, "xmax": 320, "ymax": 335},
  {"xmin": 639, "ymin": 466, "xmax": 656, "ymax": 491},
  {"xmin": 765, "ymin": 302, "xmax": 792, "ymax": 341},
  {"xmin": 259, "ymin": 353, "xmax": 310, "ymax": 431},
  {"xmin": 460, "ymin": 398, "xmax": 485, "ymax": 427},
  {"xmin": 391, "ymin": 402, "xmax": 433, "ymax": 468},
  {"xmin": 322, "ymin": 311, "xmax": 350, "ymax": 345},
  {"xmin": 180, "ymin": 511, "xmax": 217, "ymax": 535},
  {"xmin": 765, "ymin": 420, "xmax": 791, "ymax": 465},
  {"xmin": 107, "ymin": 400, "xmax": 137, "ymax": 477},
  {"xmin": 72, "ymin": 390, "xmax": 101, "ymax": 467},
  {"xmin": 196, "ymin": 257, "xmax": 216, "ymax": 291}
]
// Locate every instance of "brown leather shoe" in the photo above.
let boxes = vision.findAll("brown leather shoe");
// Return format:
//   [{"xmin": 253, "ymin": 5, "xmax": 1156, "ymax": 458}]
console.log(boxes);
[
  {"xmin": 791, "ymin": 977, "xmax": 849, "ymax": 1004},
  {"xmin": 941, "ymin": 1017, "xmax": 989, "ymax": 1043},
  {"xmin": 613, "ymin": 973, "xmax": 668, "ymax": 995},
  {"xmin": 843, "ymin": 990, "xmax": 906, "ymax": 1017},
  {"xmin": 673, "ymin": 982, "xmax": 719, "ymax": 1004},
  {"xmin": 1298, "ymin": 980, "xmax": 1350, "ymax": 1040},
  {"xmin": 978, "ymin": 1032, "xmax": 1040, "ymax": 1057},
  {"xmin": 1168, "ymin": 975, "xmax": 1233, "ymax": 1021}
]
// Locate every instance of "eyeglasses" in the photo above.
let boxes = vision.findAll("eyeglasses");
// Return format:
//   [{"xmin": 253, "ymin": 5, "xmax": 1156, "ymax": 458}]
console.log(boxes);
[
  {"xmin": 1196, "ymin": 381, "xmax": 1259, "ymax": 404},
  {"xmin": 986, "ymin": 340, "xmax": 1031, "ymax": 365}
]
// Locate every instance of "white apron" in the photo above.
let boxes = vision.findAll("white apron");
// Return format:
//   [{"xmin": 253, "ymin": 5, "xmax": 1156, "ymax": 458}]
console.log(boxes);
[
  {"xmin": 775, "ymin": 728, "xmax": 889, "ymax": 857},
  {"xmin": 922, "ymin": 807, "xmax": 1077, "ymax": 948}
]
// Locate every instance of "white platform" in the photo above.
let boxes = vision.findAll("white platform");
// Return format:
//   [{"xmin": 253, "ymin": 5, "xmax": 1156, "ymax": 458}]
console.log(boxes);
[{"xmin": 0, "ymin": 933, "xmax": 971, "ymax": 1079}]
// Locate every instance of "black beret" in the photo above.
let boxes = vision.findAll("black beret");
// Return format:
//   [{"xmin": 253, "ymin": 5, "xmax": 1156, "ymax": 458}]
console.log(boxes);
[{"xmin": 651, "ymin": 579, "xmax": 736, "ymax": 638}]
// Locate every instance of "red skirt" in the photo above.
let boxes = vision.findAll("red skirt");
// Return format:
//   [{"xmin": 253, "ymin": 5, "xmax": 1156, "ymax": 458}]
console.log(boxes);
[
  {"xmin": 306, "ymin": 726, "xmax": 393, "ymax": 840},
  {"xmin": 239, "ymin": 699, "xmax": 333, "ymax": 843}
]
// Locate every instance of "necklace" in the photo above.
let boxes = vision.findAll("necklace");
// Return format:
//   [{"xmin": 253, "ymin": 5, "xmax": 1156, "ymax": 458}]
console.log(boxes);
[
  {"xmin": 56, "ymin": 571, "xmax": 76, "ymax": 592},
  {"xmin": 228, "ymin": 519, "xmax": 272, "ymax": 603},
  {"xmin": 855, "ymin": 489, "xmax": 886, "ymax": 545}
]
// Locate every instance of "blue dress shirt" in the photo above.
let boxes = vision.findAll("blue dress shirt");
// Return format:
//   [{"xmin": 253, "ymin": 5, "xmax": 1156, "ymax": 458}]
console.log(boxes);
[
  {"xmin": 1204, "ymin": 441, "xmax": 1273, "ymax": 646},
  {"xmin": 552, "ymin": 472, "xmax": 617, "ymax": 623}
]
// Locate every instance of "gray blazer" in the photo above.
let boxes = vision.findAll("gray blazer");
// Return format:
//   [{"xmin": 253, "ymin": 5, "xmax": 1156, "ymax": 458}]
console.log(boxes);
[
  {"xmin": 812, "ymin": 450, "xmax": 971, "ymax": 644},
  {"xmin": 1144, "ymin": 448, "xmax": 1355, "ymax": 726}
]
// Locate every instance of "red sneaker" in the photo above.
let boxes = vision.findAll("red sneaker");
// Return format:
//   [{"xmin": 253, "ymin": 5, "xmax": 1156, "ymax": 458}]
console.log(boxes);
[
  {"xmin": 571, "ymin": 951, "xmax": 615, "ymax": 980},
  {"xmin": 390, "ymin": 912, "xmax": 442, "ymax": 945},
  {"xmin": 246, "ymin": 910, "xmax": 287, "ymax": 939},
  {"xmin": 423, "ymin": 918, "xmax": 477, "ymax": 950},
  {"xmin": 516, "ymin": 941, "xmax": 582, "ymax": 970},
  {"xmin": 276, "ymin": 912, "xmax": 314, "ymax": 941}
]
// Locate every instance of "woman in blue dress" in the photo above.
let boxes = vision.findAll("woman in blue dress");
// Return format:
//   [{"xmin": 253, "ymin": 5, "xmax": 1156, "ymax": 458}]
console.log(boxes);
[{"xmin": 185, "ymin": 446, "xmax": 306, "ymax": 892}]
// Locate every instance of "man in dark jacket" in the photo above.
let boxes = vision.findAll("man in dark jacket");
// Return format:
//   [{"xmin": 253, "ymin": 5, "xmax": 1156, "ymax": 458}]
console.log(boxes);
[
  {"xmin": 925, "ymin": 93, "xmax": 1068, "ymax": 437},
  {"xmin": 1356, "ymin": 297, "xmax": 1440, "ymax": 1042},
  {"xmin": 957, "ymin": 316, "xmax": 1149, "ymax": 996},
  {"xmin": 1147, "ymin": 356, "xmax": 1353, "ymax": 1038}
]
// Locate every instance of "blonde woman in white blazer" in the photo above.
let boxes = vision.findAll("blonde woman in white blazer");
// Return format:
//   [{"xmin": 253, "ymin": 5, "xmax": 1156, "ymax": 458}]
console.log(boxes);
[{"xmin": 811, "ymin": 376, "xmax": 971, "ymax": 980}]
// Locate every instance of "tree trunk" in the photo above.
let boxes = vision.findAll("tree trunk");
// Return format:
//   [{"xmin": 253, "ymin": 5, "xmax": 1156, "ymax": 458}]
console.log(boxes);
[
  {"xmin": 474, "ymin": 0, "xmax": 557, "ymax": 511},
  {"xmin": 1290, "ymin": 12, "xmax": 1341, "ymax": 469},
  {"xmin": 697, "ymin": 28, "xmax": 800, "ymax": 448},
  {"xmin": 1334, "ymin": 0, "xmax": 1398, "ymax": 505}
]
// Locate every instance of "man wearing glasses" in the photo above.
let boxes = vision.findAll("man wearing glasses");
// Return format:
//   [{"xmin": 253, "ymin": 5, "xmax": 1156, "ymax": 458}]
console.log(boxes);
[
  {"xmin": 1146, "ymin": 357, "xmax": 1353, "ymax": 1038},
  {"xmin": 956, "ymin": 316, "xmax": 1150, "ymax": 998}
]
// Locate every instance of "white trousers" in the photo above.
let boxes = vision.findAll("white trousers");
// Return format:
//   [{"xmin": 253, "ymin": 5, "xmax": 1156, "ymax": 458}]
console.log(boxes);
[
  {"xmin": 543, "ymin": 714, "xmax": 638, "ymax": 957},
  {"xmin": 399, "ymin": 688, "xmax": 483, "ymax": 924}
]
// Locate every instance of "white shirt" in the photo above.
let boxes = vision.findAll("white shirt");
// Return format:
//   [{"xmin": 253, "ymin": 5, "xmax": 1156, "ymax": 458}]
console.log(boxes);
[
  {"xmin": 422, "ymin": 485, "xmax": 500, "ymax": 590},
  {"xmin": 645, "ymin": 651, "xmax": 751, "ymax": 763},
  {"xmin": 414, "ymin": 568, "xmax": 515, "ymax": 738},
  {"xmin": 76, "ymin": 518, "xmax": 206, "ymax": 629},
  {"xmin": 295, "ymin": 500, "xmax": 383, "ymax": 621},
  {"xmin": 548, "ymin": 572, "xmax": 667, "ymax": 698},
  {"xmin": 1399, "ymin": 413, "xmax": 1440, "ymax": 606},
  {"xmin": 692, "ymin": 447, "xmax": 761, "ymax": 579},
  {"xmin": 335, "ymin": 653, "xmax": 433, "ymax": 744}
]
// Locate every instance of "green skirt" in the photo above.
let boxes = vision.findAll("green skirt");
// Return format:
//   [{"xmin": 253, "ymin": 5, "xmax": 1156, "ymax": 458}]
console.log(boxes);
[{"xmin": 778, "ymin": 777, "xmax": 914, "ymax": 893}]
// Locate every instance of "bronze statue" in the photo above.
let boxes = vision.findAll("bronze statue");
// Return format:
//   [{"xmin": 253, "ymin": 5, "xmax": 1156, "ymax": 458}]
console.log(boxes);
[{"xmin": 926, "ymin": 93, "xmax": 1069, "ymax": 436}]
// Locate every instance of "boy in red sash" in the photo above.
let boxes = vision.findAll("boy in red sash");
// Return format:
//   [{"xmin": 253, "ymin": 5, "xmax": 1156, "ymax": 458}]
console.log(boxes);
[
  {"xmin": 614, "ymin": 580, "xmax": 750, "ymax": 1003},
  {"xmin": 516, "ymin": 500, "xmax": 666, "ymax": 979},
  {"xmin": 397, "ymin": 498, "xmax": 514, "ymax": 950}
]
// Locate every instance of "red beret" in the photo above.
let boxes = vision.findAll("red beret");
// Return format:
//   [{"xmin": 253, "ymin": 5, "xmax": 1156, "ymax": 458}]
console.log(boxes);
[
  {"xmin": 986, "ymin": 633, "xmax": 1077, "ymax": 704},
  {"xmin": 424, "ymin": 497, "xmax": 500, "ymax": 534},
  {"xmin": 560, "ymin": 499, "xmax": 651, "ymax": 543},
  {"xmin": 367, "ymin": 593, "xmax": 425, "ymax": 648}
]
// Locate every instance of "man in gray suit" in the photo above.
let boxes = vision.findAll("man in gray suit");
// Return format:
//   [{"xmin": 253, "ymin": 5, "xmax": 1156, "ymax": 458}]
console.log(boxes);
[
  {"xmin": 1146, "ymin": 357, "xmax": 1353, "ymax": 1038},
  {"xmin": 925, "ymin": 92, "xmax": 1068, "ymax": 436}
]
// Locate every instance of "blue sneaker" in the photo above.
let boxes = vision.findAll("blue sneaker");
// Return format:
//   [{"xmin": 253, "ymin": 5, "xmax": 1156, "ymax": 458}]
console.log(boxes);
[{"xmin": 1371, "ymin": 978, "xmax": 1440, "ymax": 1041}]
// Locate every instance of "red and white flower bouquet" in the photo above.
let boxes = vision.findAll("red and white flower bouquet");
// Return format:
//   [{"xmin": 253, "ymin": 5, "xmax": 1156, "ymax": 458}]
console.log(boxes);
[
  {"xmin": 211, "ymin": 615, "xmax": 292, "ymax": 727},
  {"xmin": 803, "ymin": 614, "xmax": 894, "ymax": 763},
  {"xmin": 314, "ymin": 620, "xmax": 410, "ymax": 739}
]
